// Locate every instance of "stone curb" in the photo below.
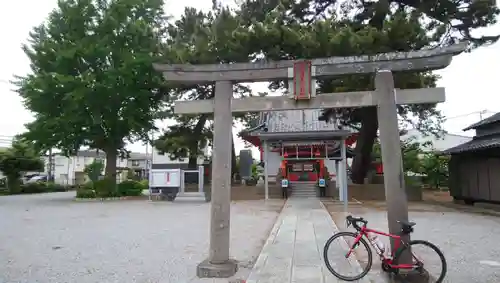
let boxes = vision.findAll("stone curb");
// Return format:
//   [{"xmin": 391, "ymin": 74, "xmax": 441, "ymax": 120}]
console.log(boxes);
[{"xmin": 245, "ymin": 200, "xmax": 289, "ymax": 283}]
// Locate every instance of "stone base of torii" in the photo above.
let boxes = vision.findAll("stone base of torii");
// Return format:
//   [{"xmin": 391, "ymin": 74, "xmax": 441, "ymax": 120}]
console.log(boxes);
[{"xmin": 153, "ymin": 43, "xmax": 466, "ymax": 278}]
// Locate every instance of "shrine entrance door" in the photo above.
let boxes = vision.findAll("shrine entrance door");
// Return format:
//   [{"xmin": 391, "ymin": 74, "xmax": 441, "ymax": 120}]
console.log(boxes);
[{"xmin": 286, "ymin": 160, "xmax": 320, "ymax": 182}]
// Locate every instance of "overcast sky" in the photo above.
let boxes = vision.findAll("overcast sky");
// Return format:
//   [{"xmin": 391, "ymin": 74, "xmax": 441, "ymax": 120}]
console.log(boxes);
[{"xmin": 1, "ymin": 0, "xmax": 499, "ymax": 156}]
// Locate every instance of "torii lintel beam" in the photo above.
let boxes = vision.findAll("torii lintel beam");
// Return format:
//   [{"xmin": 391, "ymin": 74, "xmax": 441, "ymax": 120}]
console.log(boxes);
[
  {"xmin": 173, "ymin": 87, "xmax": 445, "ymax": 114},
  {"xmin": 153, "ymin": 43, "xmax": 467, "ymax": 83}
]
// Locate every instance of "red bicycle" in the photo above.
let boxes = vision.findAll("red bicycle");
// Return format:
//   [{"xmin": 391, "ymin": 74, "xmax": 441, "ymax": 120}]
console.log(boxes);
[{"xmin": 323, "ymin": 215, "xmax": 447, "ymax": 282}]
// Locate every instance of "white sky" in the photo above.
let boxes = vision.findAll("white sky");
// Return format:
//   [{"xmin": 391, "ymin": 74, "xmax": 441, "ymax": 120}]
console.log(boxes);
[{"xmin": 0, "ymin": 0, "xmax": 499, "ymax": 158}]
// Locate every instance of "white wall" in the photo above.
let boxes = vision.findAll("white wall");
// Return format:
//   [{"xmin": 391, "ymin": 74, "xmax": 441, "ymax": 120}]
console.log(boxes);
[
  {"xmin": 151, "ymin": 147, "xmax": 206, "ymax": 165},
  {"xmin": 401, "ymin": 129, "xmax": 472, "ymax": 152},
  {"xmin": 266, "ymin": 151, "xmax": 281, "ymax": 176}
]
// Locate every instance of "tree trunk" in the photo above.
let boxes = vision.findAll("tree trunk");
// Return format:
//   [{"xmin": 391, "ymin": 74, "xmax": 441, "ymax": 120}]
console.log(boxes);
[
  {"xmin": 104, "ymin": 150, "xmax": 118, "ymax": 187},
  {"xmin": 7, "ymin": 175, "xmax": 21, "ymax": 194},
  {"xmin": 351, "ymin": 108, "xmax": 379, "ymax": 184},
  {"xmin": 188, "ymin": 115, "xmax": 207, "ymax": 169}
]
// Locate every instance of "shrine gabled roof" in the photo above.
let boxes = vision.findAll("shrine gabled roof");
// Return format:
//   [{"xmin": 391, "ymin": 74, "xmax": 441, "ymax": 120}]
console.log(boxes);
[{"xmin": 241, "ymin": 108, "xmax": 357, "ymax": 138}]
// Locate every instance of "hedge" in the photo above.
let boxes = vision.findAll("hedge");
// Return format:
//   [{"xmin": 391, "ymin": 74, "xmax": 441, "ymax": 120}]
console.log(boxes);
[
  {"xmin": 14, "ymin": 182, "xmax": 69, "ymax": 195},
  {"xmin": 76, "ymin": 179, "xmax": 148, "ymax": 199}
]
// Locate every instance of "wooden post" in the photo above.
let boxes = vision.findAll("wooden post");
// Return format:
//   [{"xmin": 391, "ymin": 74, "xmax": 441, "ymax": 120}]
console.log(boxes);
[
  {"xmin": 375, "ymin": 70, "xmax": 411, "ymax": 262},
  {"xmin": 263, "ymin": 140, "xmax": 269, "ymax": 200},
  {"xmin": 340, "ymin": 138, "xmax": 348, "ymax": 212},
  {"xmin": 197, "ymin": 81, "xmax": 238, "ymax": 277}
]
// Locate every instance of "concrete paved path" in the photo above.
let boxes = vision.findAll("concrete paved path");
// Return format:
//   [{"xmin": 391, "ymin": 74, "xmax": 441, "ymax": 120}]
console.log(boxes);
[{"xmin": 246, "ymin": 197, "xmax": 374, "ymax": 283}]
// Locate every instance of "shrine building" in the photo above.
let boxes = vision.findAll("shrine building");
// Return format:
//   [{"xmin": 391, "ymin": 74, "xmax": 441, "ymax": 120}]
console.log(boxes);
[{"xmin": 240, "ymin": 108, "xmax": 357, "ymax": 198}]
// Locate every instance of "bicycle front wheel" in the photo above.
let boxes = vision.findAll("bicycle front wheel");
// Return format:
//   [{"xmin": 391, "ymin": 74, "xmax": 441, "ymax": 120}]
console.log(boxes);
[
  {"xmin": 393, "ymin": 240, "xmax": 447, "ymax": 283},
  {"xmin": 323, "ymin": 232, "xmax": 373, "ymax": 281}
]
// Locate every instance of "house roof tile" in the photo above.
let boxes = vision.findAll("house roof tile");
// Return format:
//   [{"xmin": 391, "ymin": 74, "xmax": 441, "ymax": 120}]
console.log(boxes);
[
  {"xmin": 441, "ymin": 136, "xmax": 500, "ymax": 154},
  {"xmin": 463, "ymin": 112, "xmax": 500, "ymax": 131}
]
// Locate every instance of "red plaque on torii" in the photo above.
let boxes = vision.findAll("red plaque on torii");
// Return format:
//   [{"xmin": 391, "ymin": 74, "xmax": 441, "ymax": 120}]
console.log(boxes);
[{"xmin": 293, "ymin": 60, "xmax": 312, "ymax": 100}]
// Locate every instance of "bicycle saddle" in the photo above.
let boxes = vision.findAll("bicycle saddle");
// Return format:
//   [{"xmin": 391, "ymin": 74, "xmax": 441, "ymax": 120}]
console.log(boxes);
[{"xmin": 398, "ymin": 220, "xmax": 416, "ymax": 227}]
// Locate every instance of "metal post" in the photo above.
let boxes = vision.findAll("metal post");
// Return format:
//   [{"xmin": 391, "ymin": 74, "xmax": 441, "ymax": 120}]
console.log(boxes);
[
  {"xmin": 148, "ymin": 133, "xmax": 154, "ymax": 201},
  {"xmin": 197, "ymin": 80, "xmax": 237, "ymax": 277},
  {"xmin": 338, "ymin": 160, "xmax": 344, "ymax": 201},
  {"xmin": 179, "ymin": 171, "xmax": 185, "ymax": 195},
  {"xmin": 340, "ymin": 138, "xmax": 348, "ymax": 212},
  {"xmin": 263, "ymin": 140, "xmax": 269, "ymax": 200},
  {"xmin": 198, "ymin": 165, "xmax": 204, "ymax": 193},
  {"xmin": 375, "ymin": 70, "xmax": 411, "ymax": 262},
  {"xmin": 335, "ymin": 160, "xmax": 340, "ymax": 199}
]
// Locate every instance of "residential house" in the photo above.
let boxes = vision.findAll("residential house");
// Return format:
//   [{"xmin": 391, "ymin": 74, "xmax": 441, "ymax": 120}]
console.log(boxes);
[
  {"xmin": 45, "ymin": 150, "xmax": 129, "ymax": 185},
  {"xmin": 127, "ymin": 152, "xmax": 151, "ymax": 180},
  {"xmin": 151, "ymin": 145, "xmax": 209, "ymax": 169}
]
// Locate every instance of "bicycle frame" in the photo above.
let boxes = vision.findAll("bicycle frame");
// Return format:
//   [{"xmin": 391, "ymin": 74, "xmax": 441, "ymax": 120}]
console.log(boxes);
[{"xmin": 347, "ymin": 225, "xmax": 417, "ymax": 270}]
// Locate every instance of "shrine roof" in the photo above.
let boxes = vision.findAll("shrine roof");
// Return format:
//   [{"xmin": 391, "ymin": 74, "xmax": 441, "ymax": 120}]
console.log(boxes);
[{"xmin": 240, "ymin": 108, "xmax": 357, "ymax": 141}]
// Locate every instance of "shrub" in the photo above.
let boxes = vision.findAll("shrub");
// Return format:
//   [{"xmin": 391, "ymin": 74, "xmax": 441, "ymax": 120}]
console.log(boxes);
[
  {"xmin": 20, "ymin": 182, "xmax": 47, "ymax": 194},
  {"xmin": 45, "ymin": 182, "xmax": 67, "ymax": 192},
  {"xmin": 117, "ymin": 180, "xmax": 144, "ymax": 196},
  {"xmin": 76, "ymin": 189, "xmax": 96, "ymax": 198},
  {"xmin": 19, "ymin": 182, "xmax": 68, "ymax": 194},
  {"xmin": 94, "ymin": 178, "xmax": 119, "ymax": 198},
  {"xmin": 75, "ymin": 179, "xmax": 146, "ymax": 199},
  {"xmin": 139, "ymin": 179, "xmax": 149, "ymax": 190}
]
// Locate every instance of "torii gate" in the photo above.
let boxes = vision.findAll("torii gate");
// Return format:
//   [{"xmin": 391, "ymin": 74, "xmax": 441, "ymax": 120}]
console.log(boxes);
[{"xmin": 153, "ymin": 43, "xmax": 466, "ymax": 278}]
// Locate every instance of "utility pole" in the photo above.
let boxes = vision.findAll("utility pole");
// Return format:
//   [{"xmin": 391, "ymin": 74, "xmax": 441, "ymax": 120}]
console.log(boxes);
[{"xmin": 479, "ymin": 109, "xmax": 487, "ymax": 120}]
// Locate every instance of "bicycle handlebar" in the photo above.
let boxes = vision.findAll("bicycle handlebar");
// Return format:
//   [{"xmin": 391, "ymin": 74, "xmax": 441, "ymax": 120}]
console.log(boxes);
[{"xmin": 346, "ymin": 215, "xmax": 367, "ymax": 230}]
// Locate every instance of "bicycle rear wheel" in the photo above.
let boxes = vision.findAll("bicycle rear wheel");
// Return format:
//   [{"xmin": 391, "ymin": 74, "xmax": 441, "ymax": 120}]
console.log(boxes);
[
  {"xmin": 393, "ymin": 240, "xmax": 447, "ymax": 283},
  {"xmin": 323, "ymin": 232, "xmax": 373, "ymax": 281}
]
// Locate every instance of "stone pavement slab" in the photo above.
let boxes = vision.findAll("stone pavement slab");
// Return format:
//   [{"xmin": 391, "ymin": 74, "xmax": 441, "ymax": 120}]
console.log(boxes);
[{"xmin": 246, "ymin": 197, "xmax": 377, "ymax": 283}]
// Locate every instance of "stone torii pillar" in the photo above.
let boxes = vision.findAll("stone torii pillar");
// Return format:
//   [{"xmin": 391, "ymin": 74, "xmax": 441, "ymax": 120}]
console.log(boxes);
[{"xmin": 153, "ymin": 43, "xmax": 466, "ymax": 277}]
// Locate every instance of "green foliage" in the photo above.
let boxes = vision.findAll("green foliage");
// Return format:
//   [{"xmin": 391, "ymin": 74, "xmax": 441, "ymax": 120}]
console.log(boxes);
[
  {"xmin": 14, "ymin": 182, "xmax": 68, "ymax": 195},
  {"xmin": 84, "ymin": 160, "xmax": 104, "ymax": 183},
  {"xmin": 139, "ymin": 179, "xmax": 149, "ymax": 188},
  {"xmin": 117, "ymin": 180, "xmax": 145, "ymax": 196},
  {"xmin": 251, "ymin": 163, "xmax": 258, "ymax": 178},
  {"xmin": 373, "ymin": 137, "xmax": 450, "ymax": 188},
  {"xmin": 421, "ymin": 153, "xmax": 450, "ymax": 189},
  {"xmin": 76, "ymin": 187, "xmax": 96, "ymax": 198},
  {"xmin": 93, "ymin": 178, "xmax": 118, "ymax": 198},
  {"xmin": 0, "ymin": 139, "xmax": 44, "ymax": 193},
  {"xmin": 236, "ymin": 0, "xmax": 498, "ymax": 183},
  {"xmin": 13, "ymin": 0, "xmax": 171, "ymax": 183},
  {"xmin": 76, "ymin": 179, "xmax": 146, "ymax": 198},
  {"xmin": 372, "ymin": 138, "xmax": 430, "ymax": 174},
  {"xmin": 154, "ymin": 5, "xmax": 260, "ymax": 169}
]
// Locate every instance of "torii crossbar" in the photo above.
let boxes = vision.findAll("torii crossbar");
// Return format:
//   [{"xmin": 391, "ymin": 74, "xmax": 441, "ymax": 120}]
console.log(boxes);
[{"xmin": 153, "ymin": 43, "xmax": 466, "ymax": 279}]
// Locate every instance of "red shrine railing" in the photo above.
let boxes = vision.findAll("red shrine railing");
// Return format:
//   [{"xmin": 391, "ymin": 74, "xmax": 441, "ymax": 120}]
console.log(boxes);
[{"xmin": 258, "ymin": 134, "xmax": 359, "ymax": 161}]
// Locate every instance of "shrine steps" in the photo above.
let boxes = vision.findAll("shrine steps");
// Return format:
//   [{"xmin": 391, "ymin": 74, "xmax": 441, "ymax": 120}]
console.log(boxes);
[{"xmin": 291, "ymin": 181, "xmax": 318, "ymax": 198}]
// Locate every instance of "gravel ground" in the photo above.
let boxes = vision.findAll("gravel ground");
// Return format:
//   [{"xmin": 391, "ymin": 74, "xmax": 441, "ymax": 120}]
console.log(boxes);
[
  {"xmin": 0, "ymin": 192, "xmax": 284, "ymax": 283},
  {"xmin": 324, "ymin": 201, "xmax": 500, "ymax": 283}
]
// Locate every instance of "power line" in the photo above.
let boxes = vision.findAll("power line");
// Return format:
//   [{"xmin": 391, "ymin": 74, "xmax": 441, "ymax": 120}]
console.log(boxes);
[{"xmin": 444, "ymin": 110, "xmax": 497, "ymax": 121}]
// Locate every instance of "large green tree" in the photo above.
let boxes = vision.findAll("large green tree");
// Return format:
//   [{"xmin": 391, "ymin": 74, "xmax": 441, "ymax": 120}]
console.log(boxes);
[
  {"xmin": 14, "ymin": 0, "xmax": 170, "ymax": 184},
  {"xmin": 238, "ymin": 0, "xmax": 499, "ymax": 183},
  {"xmin": 154, "ymin": 5, "xmax": 260, "ymax": 173}
]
